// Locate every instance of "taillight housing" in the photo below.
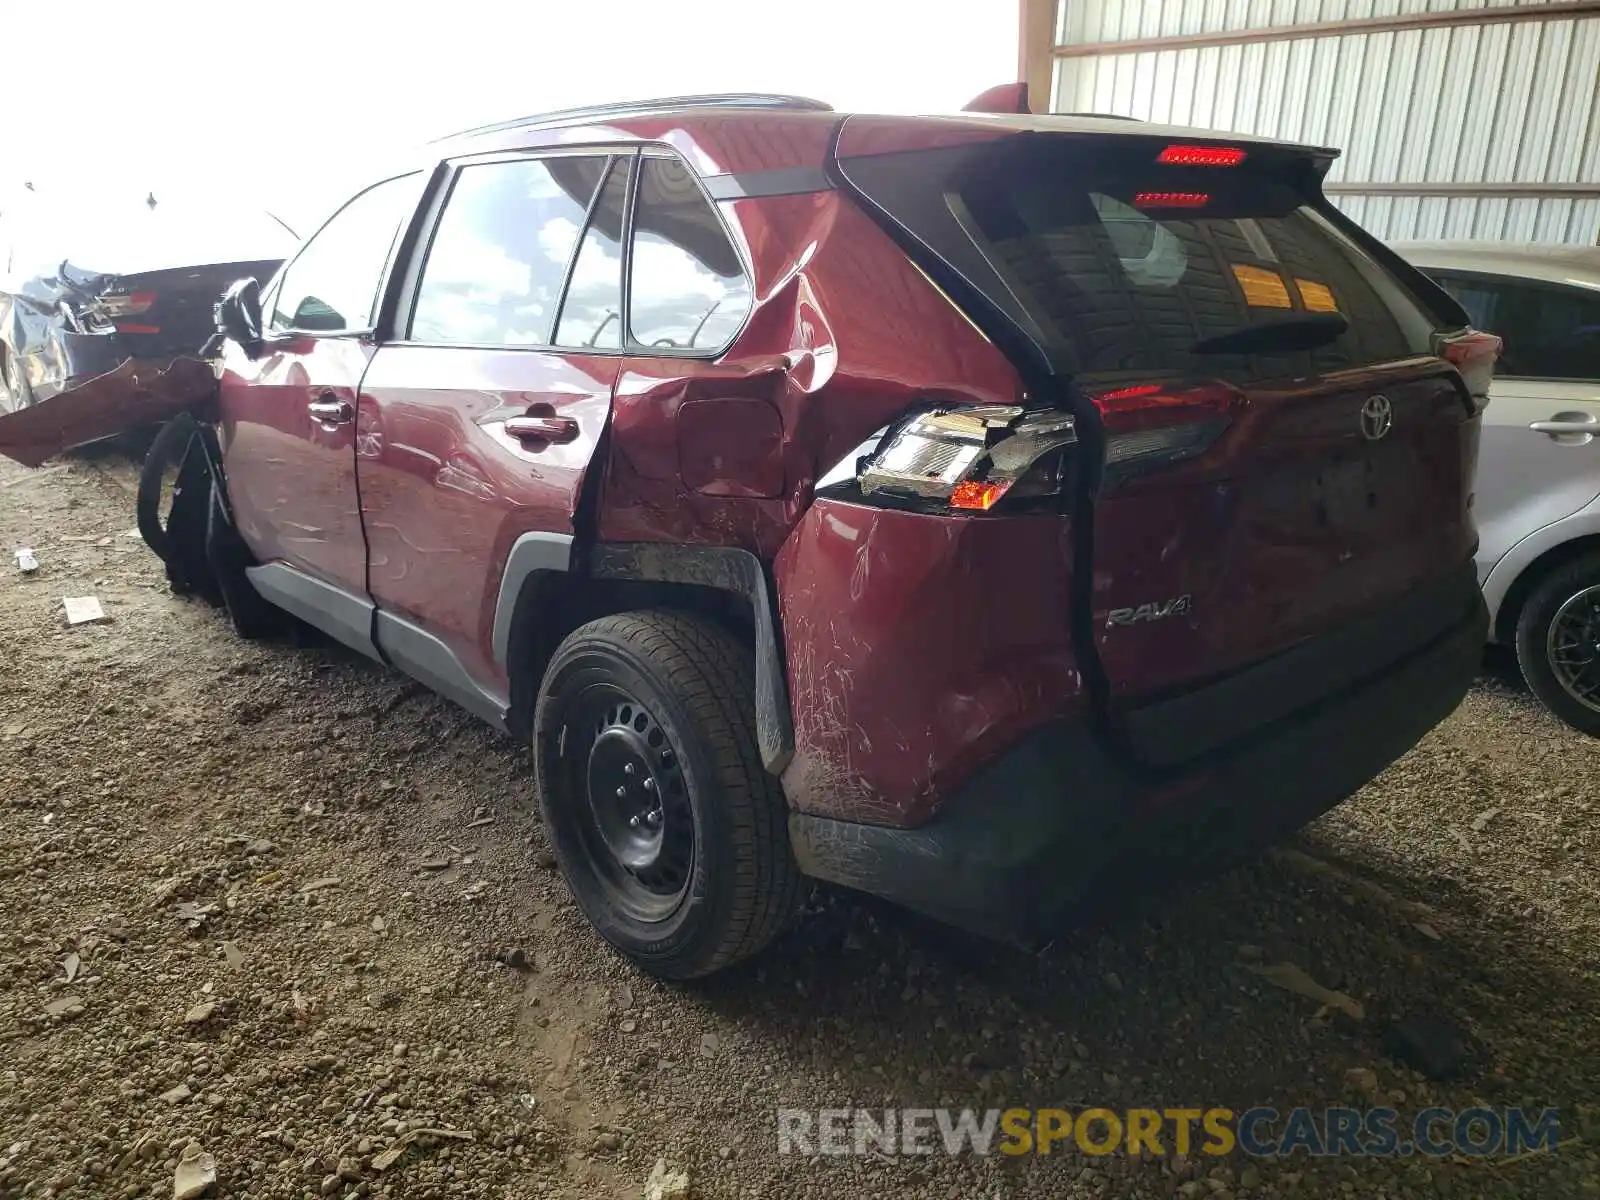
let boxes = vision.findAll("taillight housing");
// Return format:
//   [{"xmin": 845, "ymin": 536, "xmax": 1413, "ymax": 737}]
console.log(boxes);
[
  {"xmin": 1093, "ymin": 382, "xmax": 1240, "ymax": 477},
  {"xmin": 848, "ymin": 404, "xmax": 1079, "ymax": 514},
  {"xmin": 91, "ymin": 290, "xmax": 159, "ymax": 334},
  {"xmin": 94, "ymin": 290, "xmax": 156, "ymax": 318},
  {"xmin": 1435, "ymin": 329, "xmax": 1500, "ymax": 412}
]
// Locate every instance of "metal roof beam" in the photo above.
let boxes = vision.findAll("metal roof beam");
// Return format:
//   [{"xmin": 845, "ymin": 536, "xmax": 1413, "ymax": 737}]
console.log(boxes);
[{"xmin": 1054, "ymin": 0, "xmax": 1600, "ymax": 59}]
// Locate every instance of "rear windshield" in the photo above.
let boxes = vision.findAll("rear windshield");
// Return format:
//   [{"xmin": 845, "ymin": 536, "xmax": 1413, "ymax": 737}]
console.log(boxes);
[
  {"xmin": 958, "ymin": 146, "xmax": 1440, "ymax": 385},
  {"xmin": 842, "ymin": 136, "xmax": 1441, "ymax": 386}
]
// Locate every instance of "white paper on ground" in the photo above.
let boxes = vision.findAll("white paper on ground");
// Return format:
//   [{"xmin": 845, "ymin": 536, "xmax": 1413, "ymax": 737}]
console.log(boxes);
[{"xmin": 62, "ymin": 596, "xmax": 107, "ymax": 625}]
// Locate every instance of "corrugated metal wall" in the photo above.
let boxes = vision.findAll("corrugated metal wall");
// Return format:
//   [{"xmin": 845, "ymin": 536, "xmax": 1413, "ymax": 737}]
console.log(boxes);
[{"xmin": 1052, "ymin": 0, "xmax": 1600, "ymax": 244}]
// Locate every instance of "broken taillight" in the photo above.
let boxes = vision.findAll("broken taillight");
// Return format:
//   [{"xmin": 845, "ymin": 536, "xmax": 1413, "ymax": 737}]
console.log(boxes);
[
  {"xmin": 1156, "ymin": 144, "xmax": 1246, "ymax": 167},
  {"xmin": 1435, "ymin": 329, "xmax": 1501, "ymax": 412},
  {"xmin": 97, "ymin": 291, "xmax": 157, "ymax": 317},
  {"xmin": 93, "ymin": 290, "xmax": 160, "ymax": 334},
  {"xmin": 852, "ymin": 405, "xmax": 1079, "ymax": 514},
  {"xmin": 1093, "ymin": 382, "xmax": 1240, "ymax": 474}
]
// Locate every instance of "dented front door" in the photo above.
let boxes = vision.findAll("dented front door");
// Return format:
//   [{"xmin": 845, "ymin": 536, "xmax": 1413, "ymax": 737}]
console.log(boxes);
[{"xmin": 218, "ymin": 334, "xmax": 373, "ymax": 594}]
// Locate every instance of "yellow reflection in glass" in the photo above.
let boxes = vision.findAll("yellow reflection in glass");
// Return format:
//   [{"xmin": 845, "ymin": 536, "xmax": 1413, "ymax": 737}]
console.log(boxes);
[
  {"xmin": 1231, "ymin": 263, "xmax": 1292, "ymax": 308},
  {"xmin": 1294, "ymin": 278, "xmax": 1339, "ymax": 313}
]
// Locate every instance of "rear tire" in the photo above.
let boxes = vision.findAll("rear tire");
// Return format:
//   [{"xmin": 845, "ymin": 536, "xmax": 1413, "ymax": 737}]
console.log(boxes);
[
  {"xmin": 1514, "ymin": 553, "xmax": 1600, "ymax": 737},
  {"xmin": 532, "ymin": 610, "xmax": 801, "ymax": 979}
]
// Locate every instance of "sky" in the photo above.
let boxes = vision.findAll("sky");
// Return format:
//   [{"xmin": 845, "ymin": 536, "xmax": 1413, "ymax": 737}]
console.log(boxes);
[{"xmin": 0, "ymin": 0, "xmax": 1017, "ymax": 271}]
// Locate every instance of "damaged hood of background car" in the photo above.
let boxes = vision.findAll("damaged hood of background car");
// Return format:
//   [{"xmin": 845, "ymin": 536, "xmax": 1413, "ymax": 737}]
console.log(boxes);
[{"xmin": 0, "ymin": 193, "xmax": 293, "ymax": 465}]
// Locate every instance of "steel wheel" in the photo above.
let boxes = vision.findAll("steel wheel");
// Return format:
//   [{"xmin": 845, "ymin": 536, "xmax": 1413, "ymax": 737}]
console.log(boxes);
[
  {"xmin": 565, "ymin": 685, "xmax": 695, "ymax": 923},
  {"xmin": 1545, "ymin": 583, "xmax": 1600, "ymax": 714},
  {"xmin": 533, "ymin": 610, "xmax": 803, "ymax": 978}
]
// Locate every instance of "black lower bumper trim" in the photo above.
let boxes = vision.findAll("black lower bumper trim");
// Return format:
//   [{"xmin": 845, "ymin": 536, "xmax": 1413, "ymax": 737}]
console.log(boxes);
[{"xmin": 790, "ymin": 584, "xmax": 1487, "ymax": 943}]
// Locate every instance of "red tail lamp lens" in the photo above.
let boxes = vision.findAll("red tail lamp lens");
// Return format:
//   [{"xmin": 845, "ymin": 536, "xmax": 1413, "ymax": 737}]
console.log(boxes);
[
  {"xmin": 1437, "ymin": 329, "xmax": 1502, "ymax": 409},
  {"xmin": 1092, "ymin": 382, "xmax": 1240, "ymax": 433},
  {"xmin": 1156, "ymin": 144, "xmax": 1246, "ymax": 167}
]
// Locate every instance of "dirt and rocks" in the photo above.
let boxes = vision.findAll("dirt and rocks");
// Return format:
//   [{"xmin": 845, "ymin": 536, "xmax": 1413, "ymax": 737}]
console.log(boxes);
[{"xmin": 1, "ymin": 451, "xmax": 1598, "ymax": 1200}]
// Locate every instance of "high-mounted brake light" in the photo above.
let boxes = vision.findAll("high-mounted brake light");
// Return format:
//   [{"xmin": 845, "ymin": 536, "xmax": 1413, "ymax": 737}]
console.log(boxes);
[
  {"xmin": 1133, "ymin": 191, "xmax": 1210, "ymax": 209},
  {"xmin": 1436, "ymin": 329, "xmax": 1501, "ymax": 412},
  {"xmin": 1157, "ymin": 144, "xmax": 1246, "ymax": 167}
]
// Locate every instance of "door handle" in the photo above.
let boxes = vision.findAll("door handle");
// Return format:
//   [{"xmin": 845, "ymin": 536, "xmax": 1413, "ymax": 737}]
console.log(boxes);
[
  {"xmin": 307, "ymin": 396, "xmax": 354, "ymax": 427},
  {"xmin": 504, "ymin": 415, "xmax": 580, "ymax": 444},
  {"xmin": 1529, "ymin": 412, "xmax": 1599, "ymax": 441}
]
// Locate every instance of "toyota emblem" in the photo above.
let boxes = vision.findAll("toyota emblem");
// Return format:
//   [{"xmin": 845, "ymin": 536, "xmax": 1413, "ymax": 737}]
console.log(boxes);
[{"xmin": 1359, "ymin": 394, "xmax": 1393, "ymax": 441}]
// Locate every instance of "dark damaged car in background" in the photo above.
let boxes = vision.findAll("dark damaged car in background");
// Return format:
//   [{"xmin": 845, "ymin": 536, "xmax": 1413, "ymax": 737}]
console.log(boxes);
[{"xmin": 0, "ymin": 191, "xmax": 291, "ymax": 464}]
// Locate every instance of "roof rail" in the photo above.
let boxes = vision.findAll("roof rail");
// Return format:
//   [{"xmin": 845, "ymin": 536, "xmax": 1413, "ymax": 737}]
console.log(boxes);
[
  {"xmin": 1056, "ymin": 111, "xmax": 1144, "ymax": 121},
  {"xmin": 432, "ymin": 94, "xmax": 834, "ymax": 143}
]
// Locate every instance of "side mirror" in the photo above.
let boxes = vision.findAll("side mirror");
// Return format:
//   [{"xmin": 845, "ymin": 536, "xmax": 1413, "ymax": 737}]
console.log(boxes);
[{"xmin": 211, "ymin": 277, "xmax": 264, "ymax": 358}]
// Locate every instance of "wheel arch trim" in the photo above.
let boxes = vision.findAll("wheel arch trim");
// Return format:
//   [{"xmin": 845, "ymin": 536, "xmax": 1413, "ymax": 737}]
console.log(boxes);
[
  {"xmin": 587, "ymin": 542, "xmax": 795, "ymax": 776},
  {"xmin": 1483, "ymin": 495, "xmax": 1600, "ymax": 641},
  {"xmin": 491, "ymin": 531, "xmax": 575, "ymax": 668}
]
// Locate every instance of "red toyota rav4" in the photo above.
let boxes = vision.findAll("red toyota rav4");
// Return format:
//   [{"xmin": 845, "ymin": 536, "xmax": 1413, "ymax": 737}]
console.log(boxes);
[{"xmin": 169, "ymin": 95, "xmax": 1493, "ymax": 978}]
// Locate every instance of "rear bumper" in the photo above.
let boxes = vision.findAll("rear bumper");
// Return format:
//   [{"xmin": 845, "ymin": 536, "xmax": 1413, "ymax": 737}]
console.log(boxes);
[{"xmin": 789, "ymin": 567, "xmax": 1486, "ymax": 942}]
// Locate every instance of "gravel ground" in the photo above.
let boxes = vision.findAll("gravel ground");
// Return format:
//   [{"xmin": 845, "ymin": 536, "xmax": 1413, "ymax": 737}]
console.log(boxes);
[{"xmin": 1, "ymin": 450, "xmax": 1597, "ymax": 1200}]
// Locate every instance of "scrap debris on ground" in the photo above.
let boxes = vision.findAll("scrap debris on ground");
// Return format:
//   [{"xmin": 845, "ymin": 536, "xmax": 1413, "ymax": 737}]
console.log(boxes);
[{"xmin": 1, "ymin": 451, "xmax": 1597, "ymax": 1199}]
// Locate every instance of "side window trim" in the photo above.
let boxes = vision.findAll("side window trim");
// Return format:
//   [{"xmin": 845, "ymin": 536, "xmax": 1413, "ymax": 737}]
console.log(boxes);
[
  {"xmin": 623, "ymin": 149, "xmax": 756, "ymax": 359},
  {"xmin": 548, "ymin": 152, "xmax": 635, "ymax": 344},
  {"xmin": 391, "ymin": 159, "xmax": 463, "ymax": 344},
  {"xmin": 269, "ymin": 171, "xmax": 426, "ymax": 339},
  {"xmin": 373, "ymin": 161, "xmax": 449, "ymax": 341},
  {"xmin": 392, "ymin": 147, "xmax": 622, "ymax": 352}
]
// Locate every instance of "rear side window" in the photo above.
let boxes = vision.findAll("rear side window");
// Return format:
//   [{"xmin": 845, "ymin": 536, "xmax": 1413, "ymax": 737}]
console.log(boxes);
[
  {"xmin": 270, "ymin": 173, "xmax": 423, "ymax": 333},
  {"xmin": 628, "ymin": 158, "xmax": 752, "ymax": 352},
  {"xmin": 410, "ymin": 155, "xmax": 610, "ymax": 346},
  {"xmin": 956, "ymin": 149, "xmax": 1437, "ymax": 385},
  {"xmin": 1432, "ymin": 272, "xmax": 1600, "ymax": 381}
]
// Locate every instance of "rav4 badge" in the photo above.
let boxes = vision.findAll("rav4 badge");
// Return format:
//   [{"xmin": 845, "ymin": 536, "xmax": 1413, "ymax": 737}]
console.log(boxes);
[{"xmin": 1105, "ymin": 595, "xmax": 1194, "ymax": 628}]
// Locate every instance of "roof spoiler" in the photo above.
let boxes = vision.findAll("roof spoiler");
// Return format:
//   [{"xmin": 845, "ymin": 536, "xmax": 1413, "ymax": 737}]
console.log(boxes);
[{"xmin": 962, "ymin": 82, "xmax": 1031, "ymax": 115}]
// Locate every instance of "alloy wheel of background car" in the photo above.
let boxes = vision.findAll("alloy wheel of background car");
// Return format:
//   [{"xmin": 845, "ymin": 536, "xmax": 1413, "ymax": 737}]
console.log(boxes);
[
  {"xmin": 1515, "ymin": 553, "xmax": 1600, "ymax": 737},
  {"xmin": 532, "ymin": 609, "xmax": 802, "ymax": 979},
  {"xmin": 1546, "ymin": 585, "xmax": 1600, "ymax": 712}
]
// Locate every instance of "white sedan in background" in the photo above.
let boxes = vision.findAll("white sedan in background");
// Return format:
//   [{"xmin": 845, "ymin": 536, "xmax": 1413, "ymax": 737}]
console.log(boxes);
[{"xmin": 1395, "ymin": 242, "xmax": 1600, "ymax": 734}]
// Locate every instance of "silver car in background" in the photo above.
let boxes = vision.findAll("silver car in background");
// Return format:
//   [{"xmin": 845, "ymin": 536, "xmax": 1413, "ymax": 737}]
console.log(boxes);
[{"xmin": 1395, "ymin": 242, "xmax": 1600, "ymax": 734}]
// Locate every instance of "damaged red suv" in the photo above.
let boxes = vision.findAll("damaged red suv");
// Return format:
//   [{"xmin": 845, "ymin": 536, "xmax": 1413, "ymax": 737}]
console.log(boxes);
[{"xmin": 143, "ymin": 95, "xmax": 1493, "ymax": 977}]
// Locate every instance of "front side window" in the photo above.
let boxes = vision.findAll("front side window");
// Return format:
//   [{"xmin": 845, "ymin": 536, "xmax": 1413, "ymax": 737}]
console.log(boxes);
[
  {"xmin": 1434, "ymin": 273, "xmax": 1600, "ymax": 381},
  {"xmin": 270, "ymin": 173, "xmax": 423, "ymax": 334},
  {"xmin": 628, "ymin": 157, "xmax": 752, "ymax": 352},
  {"xmin": 410, "ymin": 155, "xmax": 610, "ymax": 346}
]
